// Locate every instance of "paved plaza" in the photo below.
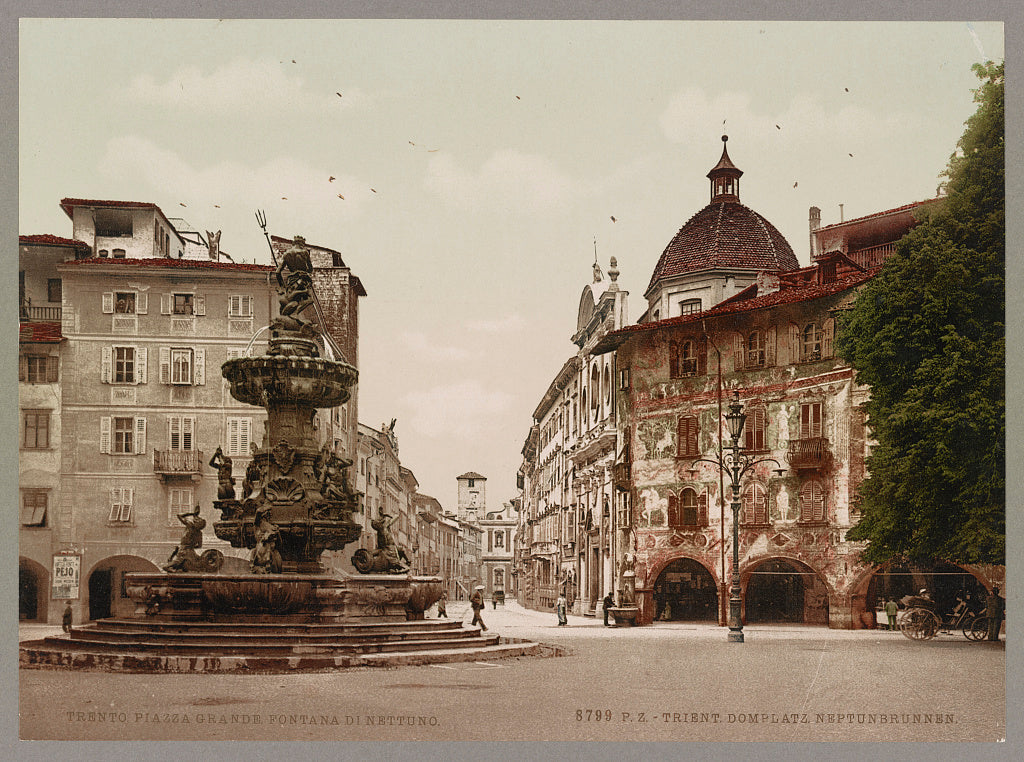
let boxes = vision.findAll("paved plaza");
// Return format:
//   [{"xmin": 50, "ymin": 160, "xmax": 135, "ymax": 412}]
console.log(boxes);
[{"xmin": 19, "ymin": 600, "xmax": 1005, "ymax": 743}]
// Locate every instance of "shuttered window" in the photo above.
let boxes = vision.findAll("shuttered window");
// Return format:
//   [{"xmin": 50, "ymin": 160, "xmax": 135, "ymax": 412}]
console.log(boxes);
[
  {"xmin": 744, "ymin": 407, "xmax": 767, "ymax": 452},
  {"xmin": 677, "ymin": 415, "xmax": 699, "ymax": 458},
  {"xmin": 742, "ymin": 483, "xmax": 768, "ymax": 524},
  {"xmin": 800, "ymin": 403, "xmax": 823, "ymax": 439},
  {"xmin": 108, "ymin": 487, "xmax": 134, "ymax": 523},
  {"xmin": 799, "ymin": 480, "xmax": 825, "ymax": 523},
  {"xmin": 226, "ymin": 417, "xmax": 252, "ymax": 456}
]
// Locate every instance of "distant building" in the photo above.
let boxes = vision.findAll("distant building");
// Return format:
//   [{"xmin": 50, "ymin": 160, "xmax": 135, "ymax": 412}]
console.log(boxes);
[{"xmin": 479, "ymin": 502, "xmax": 516, "ymax": 600}]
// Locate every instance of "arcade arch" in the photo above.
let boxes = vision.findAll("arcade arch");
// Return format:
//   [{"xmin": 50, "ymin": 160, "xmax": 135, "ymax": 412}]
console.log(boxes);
[
  {"xmin": 86, "ymin": 555, "xmax": 160, "ymax": 621},
  {"xmin": 19, "ymin": 557, "xmax": 49, "ymax": 622},
  {"xmin": 652, "ymin": 557, "xmax": 718, "ymax": 622},
  {"xmin": 744, "ymin": 557, "xmax": 830, "ymax": 625}
]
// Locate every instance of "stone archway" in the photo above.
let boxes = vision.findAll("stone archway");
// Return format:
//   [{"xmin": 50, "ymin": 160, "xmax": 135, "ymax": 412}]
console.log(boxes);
[
  {"xmin": 651, "ymin": 556, "xmax": 719, "ymax": 622},
  {"xmin": 744, "ymin": 557, "xmax": 830, "ymax": 625},
  {"xmin": 86, "ymin": 555, "xmax": 161, "ymax": 621},
  {"xmin": 860, "ymin": 560, "xmax": 991, "ymax": 620},
  {"xmin": 19, "ymin": 557, "xmax": 49, "ymax": 622}
]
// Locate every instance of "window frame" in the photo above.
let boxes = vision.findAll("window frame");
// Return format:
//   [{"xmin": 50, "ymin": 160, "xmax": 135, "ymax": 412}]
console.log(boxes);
[
  {"xmin": 741, "ymin": 482, "xmax": 769, "ymax": 525},
  {"xmin": 114, "ymin": 291, "xmax": 137, "ymax": 315},
  {"xmin": 802, "ymin": 323, "xmax": 822, "ymax": 361},
  {"xmin": 676, "ymin": 415, "xmax": 700, "ymax": 459},
  {"xmin": 108, "ymin": 487, "xmax": 134, "ymax": 524},
  {"xmin": 743, "ymin": 406, "xmax": 768, "ymax": 452},
  {"xmin": 113, "ymin": 416, "xmax": 135, "ymax": 454},
  {"xmin": 21, "ymin": 489, "xmax": 48, "ymax": 527},
  {"xmin": 22, "ymin": 410, "xmax": 50, "ymax": 449},
  {"xmin": 799, "ymin": 480, "xmax": 826, "ymax": 523},
  {"xmin": 114, "ymin": 346, "xmax": 136, "ymax": 384}
]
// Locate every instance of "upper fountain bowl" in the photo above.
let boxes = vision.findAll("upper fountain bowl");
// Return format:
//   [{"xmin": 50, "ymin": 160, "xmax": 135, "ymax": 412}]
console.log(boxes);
[{"xmin": 222, "ymin": 355, "xmax": 358, "ymax": 409}]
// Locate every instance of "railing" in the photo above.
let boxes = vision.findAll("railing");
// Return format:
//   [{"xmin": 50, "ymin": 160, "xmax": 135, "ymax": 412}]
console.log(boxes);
[
  {"xmin": 153, "ymin": 449, "xmax": 205, "ymax": 475},
  {"xmin": 850, "ymin": 242, "xmax": 896, "ymax": 270},
  {"xmin": 24, "ymin": 306, "xmax": 62, "ymax": 321},
  {"xmin": 786, "ymin": 438, "xmax": 830, "ymax": 470}
]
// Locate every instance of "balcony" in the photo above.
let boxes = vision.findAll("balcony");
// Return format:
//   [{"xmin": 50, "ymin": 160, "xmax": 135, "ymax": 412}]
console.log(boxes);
[
  {"xmin": 153, "ymin": 449, "xmax": 205, "ymax": 478},
  {"xmin": 786, "ymin": 438, "xmax": 830, "ymax": 471},
  {"xmin": 22, "ymin": 305, "xmax": 62, "ymax": 321}
]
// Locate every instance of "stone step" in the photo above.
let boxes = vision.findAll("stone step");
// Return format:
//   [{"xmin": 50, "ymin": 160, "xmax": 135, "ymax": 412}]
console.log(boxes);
[
  {"xmin": 92, "ymin": 618, "xmax": 467, "ymax": 635},
  {"xmin": 74, "ymin": 624, "xmax": 479, "ymax": 645}
]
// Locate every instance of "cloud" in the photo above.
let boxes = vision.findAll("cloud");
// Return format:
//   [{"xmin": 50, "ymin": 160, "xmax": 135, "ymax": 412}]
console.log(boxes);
[
  {"xmin": 466, "ymin": 313, "xmax": 525, "ymax": 334},
  {"xmin": 425, "ymin": 150, "xmax": 577, "ymax": 212},
  {"xmin": 400, "ymin": 331, "xmax": 472, "ymax": 362},
  {"xmin": 401, "ymin": 380, "xmax": 514, "ymax": 438},
  {"xmin": 98, "ymin": 135, "xmax": 368, "ymax": 214},
  {"xmin": 127, "ymin": 57, "xmax": 364, "ymax": 115}
]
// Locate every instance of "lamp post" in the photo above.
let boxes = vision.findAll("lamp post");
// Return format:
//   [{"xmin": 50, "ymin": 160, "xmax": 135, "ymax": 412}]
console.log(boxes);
[{"xmin": 691, "ymin": 391, "xmax": 785, "ymax": 643}]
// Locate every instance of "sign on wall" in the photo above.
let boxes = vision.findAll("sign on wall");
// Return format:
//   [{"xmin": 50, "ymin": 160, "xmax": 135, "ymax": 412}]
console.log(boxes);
[{"xmin": 51, "ymin": 554, "xmax": 81, "ymax": 600}]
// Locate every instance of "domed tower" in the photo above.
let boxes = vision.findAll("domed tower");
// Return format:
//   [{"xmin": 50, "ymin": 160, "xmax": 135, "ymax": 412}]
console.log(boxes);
[{"xmin": 643, "ymin": 136, "xmax": 799, "ymax": 322}]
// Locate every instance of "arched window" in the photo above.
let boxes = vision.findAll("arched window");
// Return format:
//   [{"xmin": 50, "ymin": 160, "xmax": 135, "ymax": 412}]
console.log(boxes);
[
  {"xmin": 590, "ymin": 365, "xmax": 600, "ymax": 417},
  {"xmin": 678, "ymin": 298, "xmax": 701, "ymax": 316},
  {"xmin": 670, "ymin": 338, "xmax": 706, "ymax": 378},
  {"xmin": 799, "ymin": 480, "xmax": 825, "ymax": 523},
  {"xmin": 603, "ymin": 365, "xmax": 611, "ymax": 407},
  {"xmin": 680, "ymin": 488, "xmax": 699, "ymax": 526},
  {"xmin": 668, "ymin": 488, "xmax": 706, "ymax": 528},
  {"xmin": 741, "ymin": 482, "xmax": 768, "ymax": 524}
]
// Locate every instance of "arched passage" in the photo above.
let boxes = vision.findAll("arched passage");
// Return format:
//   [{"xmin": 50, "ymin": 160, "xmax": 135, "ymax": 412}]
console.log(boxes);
[
  {"xmin": 863, "ymin": 560, "xmax": 989, "ymax": 617},
  {"xmin": 86, "ymin": 555, "xmax": 160, "ymax": 621},
  {"xmin": 652, "ymin": 557, "xmax": 718, "ymax": 622},
  {"xmin": 744, "ymin": 557, "xmax": 829, "ymax": 625},
  {"xmin": 19, "ymin": 558, "xmax": 49, "ymax": 622}
]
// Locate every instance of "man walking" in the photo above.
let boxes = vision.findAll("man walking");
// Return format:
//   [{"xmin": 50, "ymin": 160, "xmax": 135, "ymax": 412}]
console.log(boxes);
[
  {"xmin": 62, "ymin": 603, "xmax": 73, "ymax": 633},
  {"xmin": 603, "ymin": 592, "xmax": 614, "ymax": 627},
  {"xmin": 885, "ymin": 597, "xmax": 899, "ymax": 631},
  {"xmin": 556, "ymin": 593, "xmax": 568, "ymax": 626},
  {"xmin": 986, "ymin": 586, "xmax": 1004, "ymax": 641},
  {"xmin": 436, "ymin": 592, "xmax": 447, "ymax": 618},
  {"xmin": 470, "ymin": 585, "xmax": 487, "ymax": 631}
]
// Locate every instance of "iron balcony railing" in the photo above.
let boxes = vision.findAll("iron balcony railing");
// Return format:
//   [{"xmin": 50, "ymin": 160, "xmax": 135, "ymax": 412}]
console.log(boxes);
[
  {"xmin": 786, "ymin": 437, "xmax": 830, "ymax": 470},
  {"xmin": 153, "ymin": 449, "xmax": 205, "ymax": 475}
]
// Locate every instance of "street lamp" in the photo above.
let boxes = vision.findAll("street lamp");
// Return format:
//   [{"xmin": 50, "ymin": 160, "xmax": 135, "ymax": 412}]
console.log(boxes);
[{"xmin": 690, "ymin": 391, "xmax": 785, "ymax": 643}]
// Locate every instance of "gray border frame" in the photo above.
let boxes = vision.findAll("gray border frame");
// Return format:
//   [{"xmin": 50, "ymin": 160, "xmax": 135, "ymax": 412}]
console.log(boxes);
[{"xmin": 4, "ymin": 2, "xmax": 1019, "ymax": 760}]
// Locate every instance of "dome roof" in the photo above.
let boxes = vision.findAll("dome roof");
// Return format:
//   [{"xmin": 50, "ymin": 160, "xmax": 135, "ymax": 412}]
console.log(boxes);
[{"xmin": 645, "ymin": 136, "xmax": 798, "ymax": 297}]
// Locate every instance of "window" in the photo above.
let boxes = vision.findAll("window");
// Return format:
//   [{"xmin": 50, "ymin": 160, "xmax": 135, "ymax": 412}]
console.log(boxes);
[
  {"xmin": 802, "ymin": 323, "xmax": 822, "ymax": 361},
  {"xmin": 799, "ymin": 480, "xmax": 825, "ymax": 523},
  {"xmin": 225, "ymin": 417, "xmax": 252, "ymax": 456},
  {"xmin": 159, "ymin": 347, "xmax": 205, "ymax": 385},
  {"xmin": 21, "ymin": 489, "xmax": 48, "ymax": 527},
  {"xmin": 746, "ymin": 331, "xmax": 766, "ymax": 368},
  {"xmin": 495, "ymin": 532, "xmax": 504, "ymax": 548},
  {"xmin": 101, "ymin": 346, "xmax": 147, "ymax": 385},
  {"xmin": 100, "ymin": 416, "xmax": 146, "ymax": 455},
  {"xmin": 229, "ymin": 295, "xmax": 254, "ymax": 318},
  {"xmin": 618, "ymin": 367, "xmax": 630, "ymax": 391},
  {"xmin": 108, "ymin": 487, "xmax": 134, "ymax": 523},
  {"xmin": 23, "ymin": 411, "xmax": 50, "ymax": 449},
  {"xmin": 800, "ymin": 402, "xmax": 823, "ymax": 439},
  {"xmin": 20, "ymin": 355, "xmax": 58, "ymax": 384},
  {"xmin": 102, "ymin": 291, "xmax": 148, "ymax": 315},
  {"xmin": 47, "ymin": 278, "xmax": 62, "ymax": 303},
  {"xmin": 169, "ymin": 487, "xmax": 194, "ymax": 524},
  {"xmin": 742, "ymin": 483, "xmax": 768, "ymax": 524},
  {"xmin": 468, "ymin": 479, "xmax": 475, "ymax": 488},
  {"xmin": 590, "ymin": 365, "xmax": 600, "ymax": 415},
  {"xmin": 113, "ymin": 249, "xmax": 126, "ymax": 259},
  {"xmin": 604, "ymin": 366, "xmax": 611, "ymax": 406},
  {"xmin": 744, "ymin": 407, "xmax": 767, "ymax": 452},
  {"xmin": 94, "ymin": 211, "xmax": 132, "ymax": 237},
  {"xmin": 173, "ymin": 293, "xmax": 193, "ymax": 315},
  {"xmin": 678, "ymin": 298, "xmax": 702, "ymax": 316},
  {"xmin": 168, "ymin": 416, "xmax": 195, "ymax": 451},
  {"xmin": 669, "ymin": 339, "xmax": 705, "ymax": 378},
  {"xmin": 113, "ymin": 417, "xmax": 135, "ymax": 454},
  {"xmin": 115, "ymin": 292, "xmax": 136, "ymax": 314},
  {"xmin": 677, "ymin": 415, "xmax": 699, "ymax": 458},
  {"xmin": 668, "ymin": 488, "xmax": 707, "ymax": 528}
]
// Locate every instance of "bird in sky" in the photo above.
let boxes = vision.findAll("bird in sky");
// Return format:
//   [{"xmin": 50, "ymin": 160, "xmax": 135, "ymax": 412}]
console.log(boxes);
[
  {"xmin": 610, "ymin": 216, "xmax": 617, "ymax": 222},
  {"xmin": 428, "ymin": 149, "xmax": 439, "ymax": 152},
  {"xmin": 409, "ymin": 141, "xmax": 417, "ymax": 146},
  {"xmin": 776, "ymin": 124, "xmax": 781, "ymax": 130},
  {"xmin": 179, "ymin": 202, "xmax": 187, "ymax": 207},
  {"xmin": 329, "ymin": 176, "xmax": 335, "ymax": 182},
  {"xmin": 282, "ymin": 197, "xmax": 287, "ymax": 200},
  {"xmin": 336, "ymin": 92, "xmax": 342, "ymax": 97},
  {"xmin": 845, "ymin": 87, "xmax": 849, "ymax": 92},
  {"xmin": 337, "ymin": 194, "xmax": 345, "ymax": 200},
  {"xmin": 793, "ymin": 182, "xmax": 798, "ymax": 188},
  {"xmin": 214, "ymin": 204, "xmax": 220, "ymax": 208},
  {"xmin": 370, "ymin": 188, "xmax": 377, "ymax": 193},
  {"xmin": 848, "ymin": 153, "xmax": 854, "ymax": 157},
  {"xmin": 516, "ymin": 95, "xmax": 520, "ymax": 100}
]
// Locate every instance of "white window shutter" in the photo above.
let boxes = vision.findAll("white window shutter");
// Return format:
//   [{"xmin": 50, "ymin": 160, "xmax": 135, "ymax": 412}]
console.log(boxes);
[
  {"xmin": 194, "ymin": 295, "xmax": 206, "ymax": 316},
  {"xmin": 241, "ymin": 418, "xmax": 252, "ymax": 454},
  {"xmin": 183, "ymin": 416, "xmax": 194, "ymax": 450},
  {"xmin": 136, "ymin": 292, "xmax": 148, "ymax": 314},
  {"xmin": 733, "ymin": 332, "xmax": 744, "ymax": 371},
  {"xmin": 247, "ymin": 295, "xmax": 254, "ymax": 317},
  {"xmin": 136, "ymin": 347, "xmax": 147, "ymax": 384},
  {"xmin": 161, "ymin": 293, "xmax": 172, "ymax": 315},
  {"xmin": 102, "ymin": 292, "xmax": 114, "ymax": 314},
  {"xmin": 169, "ymin": 415, "xmax": 180, "ymax": 450},
  {"xmin": 109, "ymin": 488, "xmax": 120, "ymax": 520},
  {"xmin": 765, "ymin": 326, "xmax": 777, "ymax": 366},
  {"xmin": 159, "ymin": 347, "xmax": 171, "ymax": 384},
  {"xmin": 135, "ymin": 417, "xmax": 147, "ymax": 454},
  {"xmin": 193, "ymin": 348, "xmax": 206, "ymax": 385},
  {"xmin": 101, "ymin": 346, "xmax": 112, "ymax": 383},
  {"xmin": 100, "ymin": 417, "xmax": 112, "ymax": 454}
]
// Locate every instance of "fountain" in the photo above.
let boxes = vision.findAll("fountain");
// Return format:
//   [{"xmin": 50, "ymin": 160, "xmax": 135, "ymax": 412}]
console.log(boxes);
[{"xmin": 20, "ymin": 234, "xmax": 549, "ymax": 672}]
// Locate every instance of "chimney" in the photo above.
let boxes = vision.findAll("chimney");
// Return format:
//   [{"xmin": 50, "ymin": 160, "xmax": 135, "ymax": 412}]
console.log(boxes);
[{"xmin": 809, "ymin": 206, "xmax": 821, "ymax": 261}]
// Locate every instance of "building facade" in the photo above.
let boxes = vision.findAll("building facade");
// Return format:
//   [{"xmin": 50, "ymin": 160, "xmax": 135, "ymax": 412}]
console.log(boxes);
[{"xmin": 479, "ymin": 502, "xmax": 516, "ymax": 600}]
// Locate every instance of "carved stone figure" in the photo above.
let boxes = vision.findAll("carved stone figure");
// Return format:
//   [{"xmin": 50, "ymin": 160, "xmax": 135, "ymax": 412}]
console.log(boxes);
[
  {"xmin": 275, "ymin": 236, "xmax": 315, "ymax": 319},
  {"xmin": 316, "ymin": 443, "xmax": 352, "ymax": 501},
  {"xmin": 242, "ymin": 456, "xmax": 265, "ymax": 500},
  {"xmin": 250, "ymin": 506, "xmax": 283, "ymax": 574},
  {"xmin": 163, "ymin": 505, "xmax": 224, "ymax": 573},
  {"xmin": 352, "ymin": 508, "xmax": 410, "ymax": 574},
  {"xmin": 206, "ymin": 230, "xmax": 221, "ymax": 260},
  {"xmin": 209, "ymin": 447, "xmax": 235, "ymax": 500}
]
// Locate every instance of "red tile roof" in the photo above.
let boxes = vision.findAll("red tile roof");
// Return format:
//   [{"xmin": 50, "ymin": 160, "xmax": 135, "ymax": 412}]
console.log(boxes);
[
  {"xmin": 19, "ymin": 322, "xmax": 63, "ymax": 343},
  {"xmin": 645, "ymin": 201, "xmax": 799, "ymax": 296},
  {"xmin": 19, "ymin": 234, "xmax": 91, "ymax": 249},
  {"xmin": 61, "ymin": 257, "xmax": 273, "ymax": 273},
  {"xmin": 596, "ymin": 271, "xmax": 873, "ymax": 354},
  {"xmin": 818, "ymin": 199, "xmax": 936, "ymax": 231}
]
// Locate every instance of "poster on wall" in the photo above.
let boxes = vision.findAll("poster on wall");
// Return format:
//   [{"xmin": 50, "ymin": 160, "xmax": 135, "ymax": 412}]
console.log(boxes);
[{"xmin": 50, "ymin": 554, "xmax": 80, "ymax": 600}]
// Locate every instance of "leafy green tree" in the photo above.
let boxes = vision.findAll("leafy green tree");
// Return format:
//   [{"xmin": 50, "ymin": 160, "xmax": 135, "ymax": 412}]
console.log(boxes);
[{"xmin": 839, "ymin": 62, "xmax": 1004, "ymax": 565}]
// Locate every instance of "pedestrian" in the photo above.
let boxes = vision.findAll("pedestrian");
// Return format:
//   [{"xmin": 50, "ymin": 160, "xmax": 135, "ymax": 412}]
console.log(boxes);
[
  {"xmin": 436, "ymin": 592, "xmax": 447, "ymax": 618},
  {"xmin": 62, "ymin": 603, "xmax": 73, "ymax": 633},
  {"xmin": 470, "ymin": 585, "xmax": 487, "ymax": 631},
  {"xmin": 492, "ymin": 593, "xmax": 497, "ymax": 610},
  {"xmin": 884, "ymin": 597, "xmax": 899, "ymax": 631},
  {"xmin": 556, "ymin": 593, "xmax": 568, "ymax": 626},
  {"xmin": 603, "ymin": 592, "xmax": 614, "ymax": 627},
  {"xmin": 986, "ymin": 585, "xmax": 1005, "ymax": 641}
]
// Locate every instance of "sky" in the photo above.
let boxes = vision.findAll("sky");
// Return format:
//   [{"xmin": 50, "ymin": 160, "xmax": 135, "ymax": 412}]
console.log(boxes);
[{"xmin": 18, "ymin": 19, "xmax": 1004, "ymax": 512}]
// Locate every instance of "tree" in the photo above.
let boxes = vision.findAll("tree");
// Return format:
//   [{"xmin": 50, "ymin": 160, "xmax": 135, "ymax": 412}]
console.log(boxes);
[{"xmin": 839, "ymin": 62, "xmax": 1004, "ymax": 565}]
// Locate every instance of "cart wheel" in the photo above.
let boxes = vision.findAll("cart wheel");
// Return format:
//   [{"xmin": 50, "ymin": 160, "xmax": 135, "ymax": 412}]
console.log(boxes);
[
  {"xmin": 965, "ymin": 616, "xmax": 988, "ymax": 641},
  {"xmin": 901, "ymin": 608, "xmax": 938, "ymax": 640}
]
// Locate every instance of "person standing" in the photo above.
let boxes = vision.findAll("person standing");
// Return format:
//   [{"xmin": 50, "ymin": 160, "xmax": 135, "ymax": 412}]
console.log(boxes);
[
  {"xmin": 61, "ymin": 603, "xmax": 73, "ymax": 633},
  {"xmin": 986, "ymin": 586, "xmax": 1005, "ymax": 641},
  {"xmin": 556, "ymin": 593, "xmax": 568, "ymax": 626},
  {"xmin": 885, "ymin": 598, "xmax": 899, "ymax": 631},
  {"xmin": 603, "ymin": 592, "xmax": 614, "ymax": 627},
  {"xmin": 436, "ymin": 592, "xmax": 447, "ymax": 618},
  {"xmin": 470, "ymin": 585, "xmax": 487, "ymax": 631}
]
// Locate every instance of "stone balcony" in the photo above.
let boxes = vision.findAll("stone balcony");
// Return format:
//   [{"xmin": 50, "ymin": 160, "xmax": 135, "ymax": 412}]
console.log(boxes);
[{"xmin": 153, "ymin": 449, "xmax": 205, "ymax": 478}]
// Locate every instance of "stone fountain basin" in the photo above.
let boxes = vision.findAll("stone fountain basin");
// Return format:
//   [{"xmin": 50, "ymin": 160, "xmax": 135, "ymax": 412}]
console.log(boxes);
[{"xmin": 221, "ymin": 356, "xmax": 358, "ymax": 408}]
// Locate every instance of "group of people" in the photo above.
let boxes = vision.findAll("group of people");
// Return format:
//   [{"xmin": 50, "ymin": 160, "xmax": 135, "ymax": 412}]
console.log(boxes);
[{"xmin": 881, "ymin": 586, "xmax": 1005, "ymax": 641}]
